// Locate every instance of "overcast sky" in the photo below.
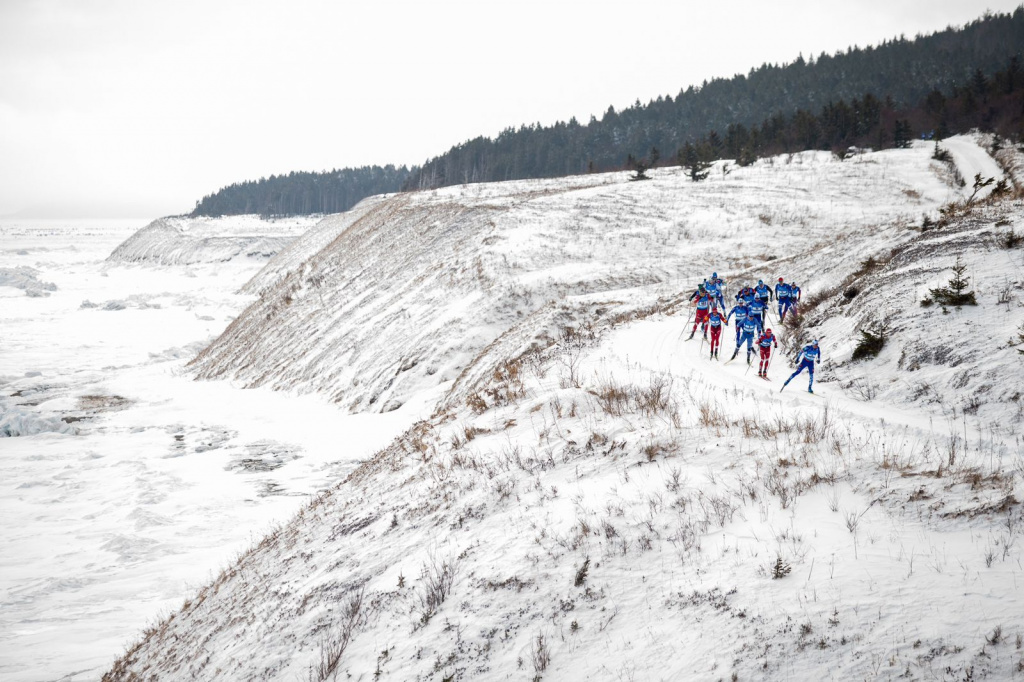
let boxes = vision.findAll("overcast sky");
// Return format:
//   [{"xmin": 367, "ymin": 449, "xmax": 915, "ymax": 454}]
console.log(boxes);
[{"xmin": 0, "ymin": 0, "xmax": 1019, "ymax": 218}]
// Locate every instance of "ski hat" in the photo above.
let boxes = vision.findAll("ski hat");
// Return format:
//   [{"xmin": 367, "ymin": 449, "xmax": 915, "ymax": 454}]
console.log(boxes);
[
  {"xmin": 766, "ymin": 328, "xmax": 772, "ymax": 334},
  {"xmin": 712, "ymin": 272, "xmax": 718, "ymax": 278},
  {"xmin": 778, "ymin": 277, "xmax": 784, "ymax": 282},
  {"xmin": 811, "ymin": 339, "xmax": 819, "ymax": 346},
  {"xmin": 699, "ymin": 283, "xmax": 705, "ymax": 290},
  {"xmin": 758, "ymin": 279, "xmax": 763, "ymax": 285}
]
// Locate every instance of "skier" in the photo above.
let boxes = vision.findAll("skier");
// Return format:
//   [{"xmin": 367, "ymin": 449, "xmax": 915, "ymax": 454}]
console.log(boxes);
[
  {"xmin": 726, "ymin": 299, "xmax": 750, "ymax": 347},
  {"xmin": 782, "ymin": 339, "xmax": 821, "ymax": 393},
  {"xmin": 756, "ymin": 328, "xmax": 778, "ymax": 378},
  {"xmin": 705, "ymin": 304, "xmax": 728, "ymax": 359},
  {"xmin": 754, "ymin": 279, "xmax": 773, "ymax": 325},
  {"xmin": 705, "ymin": 277, "xmax": 725, "ymax": 308},
  {"xmin": 775, "ymin": 278, "xmax": 793, "ymax": 322},
  {"xmin": 735, "ymin": 285, "xmax": 756, "ymax": 306},
  {"xmin": 754, "ymin": 279, "xmax": 774, "ymax": 325},
  {"xmin": 731, "ymin": 316, "xmax": 760, "ymax": 364},
  {"xmin": 688, "ymin": 284, "xmax": 714, "ymax": 340},
  {"xmin": 748, "ymin": 296, "xmax": 766, "ymax": 334},
  {"xmin": 710, "ymin": 271, "xmax": 727, "ymax": 300},
  {"xmin": 789, "ymin": 282, "xmax": 802, "ymax": 317}
]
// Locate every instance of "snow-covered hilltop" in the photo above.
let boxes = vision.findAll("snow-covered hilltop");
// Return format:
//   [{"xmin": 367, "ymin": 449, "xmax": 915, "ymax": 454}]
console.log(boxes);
[
  {"xmin": 107, "ymin": 214, "xmax": 321, "ymax": 265},
  {"xmin": 106, "ymin": 137, "xmax": 1024, "ymax": 681}
]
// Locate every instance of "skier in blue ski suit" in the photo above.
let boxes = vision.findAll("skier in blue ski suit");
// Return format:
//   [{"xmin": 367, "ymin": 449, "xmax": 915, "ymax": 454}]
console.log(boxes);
[
  {"xmin": 775, "ymin": 278, "xmax": 793, "ymax": 321},
  {"xmin": 726, "ymin": 301, "xmax": 749, "ymax": 346},
  {"xmin": 747, "ymin": 297, "xmax": 766, "ymax": 333},
  {"xmin": 705, "ymin": 278, "xmax": 725, "ymax": 308},
  {"xmin": 710, "ymin": 272, "xmax": 726, "ymax": 300},
  {"xmin": 790, "ymin": 283, "xmax": 802, "ymax": 312},
  {"xmin": 782, "ymin": 340, "xmax": 821, "ymax": 393},
  {"xmin": 736, "ymin": 286, "xmax": 756, "ymax": 306},
  {"xmin": 731, "ymin": 316, "xmax": 760, "ymax": 363},
  {"xmin": 754, "ymin": 280, "xmax": 773, "ymax": 325}
]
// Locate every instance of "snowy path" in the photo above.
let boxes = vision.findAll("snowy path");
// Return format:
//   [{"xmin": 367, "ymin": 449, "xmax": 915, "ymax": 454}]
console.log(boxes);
[{"xmin": 943, "ymin": 134, "xmax": 1005, "ymax": 200}]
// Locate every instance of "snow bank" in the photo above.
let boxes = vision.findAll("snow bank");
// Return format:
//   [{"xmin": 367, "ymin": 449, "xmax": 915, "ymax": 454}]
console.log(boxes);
[
  {"xmin": 0, "ymin": 266, "xmax": 57, "ymax": 296},
  {"xmin": 0, "ymin": 402, "xmax": 75, "ymax": 437},
  {"xmin": 106, "ymin": 214, "xmax": 321, "ymax": 266}
]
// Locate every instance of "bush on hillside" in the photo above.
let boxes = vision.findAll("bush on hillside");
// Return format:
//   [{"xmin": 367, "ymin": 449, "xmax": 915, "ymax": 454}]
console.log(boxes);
[{"xmin": 852, "ymin": 324, "xmax": 887, "ymax": 360}]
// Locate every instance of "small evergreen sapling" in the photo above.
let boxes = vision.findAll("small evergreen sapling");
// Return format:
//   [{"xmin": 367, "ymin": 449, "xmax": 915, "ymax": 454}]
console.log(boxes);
[
  {"xmin": 928, "ymin": 256, "xmax": 977, "ymax": 307},
  {"xmin": 771, "ymin": 556, "xmax": 792, "ymax": 579}
]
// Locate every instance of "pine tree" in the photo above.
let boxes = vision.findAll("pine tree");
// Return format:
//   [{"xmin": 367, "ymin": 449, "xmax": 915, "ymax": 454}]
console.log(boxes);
[
  {"xmin": 680, "ymin": 143, "xmax": 711, "ymax": 182},
  {"xmin": 929, "ymin": 256, "xmax": 977, "ymax": 307},
  {"xmin": 893, "ymin": 119, "xmax": 913, "ymax": 148}
]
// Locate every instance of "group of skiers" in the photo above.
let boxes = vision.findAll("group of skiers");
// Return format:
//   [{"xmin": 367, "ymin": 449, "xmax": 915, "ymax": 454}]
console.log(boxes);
[{"xmin": 685, "ymin": 273, "xmax": 821, "ymax": 393}]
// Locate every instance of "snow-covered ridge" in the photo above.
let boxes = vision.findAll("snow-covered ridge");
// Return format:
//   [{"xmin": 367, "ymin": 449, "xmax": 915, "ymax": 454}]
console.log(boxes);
[
  {"xmin": 107, "ymin": 214, "xmax": 321, "ymax": 265},
  {"xmin": 188, "ymin": 143, "xmax": 959, "ymax": 412}
]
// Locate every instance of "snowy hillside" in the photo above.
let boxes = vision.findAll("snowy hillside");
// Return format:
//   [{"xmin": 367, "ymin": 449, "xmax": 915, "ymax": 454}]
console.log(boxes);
[
  {"xmin": 103, "ymin": 136, "xmax": 1024, "ymax": 681},
  {"xmin": 107, "ymin": 214, "xmax": 321, "ymax": 265},
  {"xmin": 189, "ymin": 142, "xmax": 962, "ymax": 413}
]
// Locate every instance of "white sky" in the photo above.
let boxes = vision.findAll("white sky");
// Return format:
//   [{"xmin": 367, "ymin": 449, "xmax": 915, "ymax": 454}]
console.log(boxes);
[{"xmin": 0, "ymin": 0, "xmax": 1019, "ymax": 218}]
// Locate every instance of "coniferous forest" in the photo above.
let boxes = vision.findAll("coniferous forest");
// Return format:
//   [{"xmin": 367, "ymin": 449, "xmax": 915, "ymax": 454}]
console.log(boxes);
[
  {"xmin": 190, "ymin": 166, "xmax": 411, "ymax": 218},
  {"xmin": 191, "ymin": 8, "xmax": 1024, "ymax": 217}
]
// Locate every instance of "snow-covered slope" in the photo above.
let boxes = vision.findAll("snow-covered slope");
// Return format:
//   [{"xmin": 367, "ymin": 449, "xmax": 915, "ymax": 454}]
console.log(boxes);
[
  {"xmin": 107, "ymin": 214, "xmax": 321, "ymax": 265},
  {"xmin": 106, "ymin": 136, "xmax": 1024, "ymax": 681},
  {"xmin": 188, "ymin": 142, "xmax": 961, "ymax": 413}
]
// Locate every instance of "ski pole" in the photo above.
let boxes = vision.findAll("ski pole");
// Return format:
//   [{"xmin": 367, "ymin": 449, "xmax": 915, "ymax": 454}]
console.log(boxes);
[{"xmin": 678, "ymin": 302, "xmax": 696, "ymax": 340}]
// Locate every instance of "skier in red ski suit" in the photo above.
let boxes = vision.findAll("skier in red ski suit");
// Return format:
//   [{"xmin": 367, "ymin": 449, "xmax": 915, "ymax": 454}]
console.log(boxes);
[
  {"xmin": 705, "ymin": 304, "xmax": 728, "ymax": 359},
  {"xmin": 756, "ymin": 328, "xmax": 778, "ymax": 378}
]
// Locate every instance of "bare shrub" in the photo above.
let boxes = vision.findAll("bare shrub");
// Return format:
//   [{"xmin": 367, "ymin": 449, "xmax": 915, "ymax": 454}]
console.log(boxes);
[
  {"xmin": 574, "ymin": 557, "xmax": 590, "ymax": 587},
  {"xmin": 558, "ymin": 325, "xmax": 593, "ymax": 388},
  {"xmin": 417, "ymin": 553, "xmax": 461, "ymax": 625},
  {"xmin": 595, "ymin": 381, "xmax": 630, "ymax": 416},
  {"xmin": 636, "ymin": 374, "xmax": 673, "ymax": 415},
  {"xmin": 308, "ymin": 587, "xmax": 365, "ymax": 682},
  {"xmin": 532, "ymin": 633, "xmax": 551, "ymax": 674}
]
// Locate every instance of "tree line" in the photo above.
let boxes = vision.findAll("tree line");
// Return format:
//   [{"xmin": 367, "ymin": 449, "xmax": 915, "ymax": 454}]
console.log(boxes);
[
  {"xmin": 190, "ymin": 166, "xmax": 411, "ymax": 218},
  {"xmin": 669, "ymin": 54, "xmax": 1024, "ymax": 179},
  {"xmin": 191, "ymin": 8, "xmax": 1024, "ymax": 217},
  {"xmin": 404, "ymin": 9, "xmax": 1024, "ymax": 189}
]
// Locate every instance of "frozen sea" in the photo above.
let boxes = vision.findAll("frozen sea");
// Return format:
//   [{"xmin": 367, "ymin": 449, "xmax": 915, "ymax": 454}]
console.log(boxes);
[{"xmin": 0, "ymin": 218, "xmax": 426, "ymax": 681}]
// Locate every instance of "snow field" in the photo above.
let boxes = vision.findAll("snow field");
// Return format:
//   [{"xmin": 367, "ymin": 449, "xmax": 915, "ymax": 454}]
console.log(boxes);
[
  {"xmin": 106, "ymin": 135, "xmax": 1024, "ymax": 680},
  {"xmin": 105, "ymin": 295, "xmax": 1024, "ymax": 680}
]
